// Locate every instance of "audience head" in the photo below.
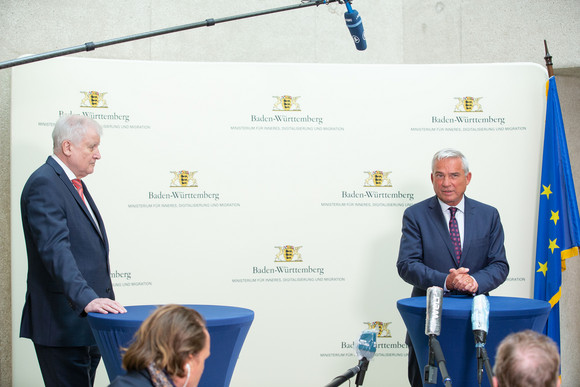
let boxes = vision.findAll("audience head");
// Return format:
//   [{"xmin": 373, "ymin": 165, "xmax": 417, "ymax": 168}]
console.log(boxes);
[
  {"xmin": 121, "ymin": 304, "xmax": 210, "ymax": 387},
  {"xmin": 493, "ymin": 329, "xmax": 560, "ymax": 387}
]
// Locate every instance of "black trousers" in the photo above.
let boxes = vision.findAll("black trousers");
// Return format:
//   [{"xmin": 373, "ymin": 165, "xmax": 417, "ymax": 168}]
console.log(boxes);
[
  {"xmin": 407, "ymin": 333, "xmax": 424, "ymax": 387},
  {"xmin": 34, "ymin": 343, "xmax": 101, "ymax": 387}
]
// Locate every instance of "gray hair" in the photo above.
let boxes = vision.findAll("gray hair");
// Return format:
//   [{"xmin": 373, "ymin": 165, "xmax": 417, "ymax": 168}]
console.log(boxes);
[
  {"xmin": 52, "ymin": 114, "xmax": 103, "ymax": 154},
  {"xmin": 431, "ymin": 148, "xmax": 469, "ymax": 175},
  {"xmin": 493, "ymin": 330, "xmax": 560, "ymax": 387}
]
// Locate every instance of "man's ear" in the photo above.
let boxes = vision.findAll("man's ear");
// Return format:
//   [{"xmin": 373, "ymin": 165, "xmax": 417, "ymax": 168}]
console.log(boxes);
[{"xmin": 61, "ymin": 140, "xmax": 72, "ymax": 157}]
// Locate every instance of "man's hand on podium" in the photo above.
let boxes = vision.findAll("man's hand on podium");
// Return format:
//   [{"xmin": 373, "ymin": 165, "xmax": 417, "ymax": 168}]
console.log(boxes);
[{"xmin": 446, "ymin": 268, "xmax": 478, "ymax": 294}]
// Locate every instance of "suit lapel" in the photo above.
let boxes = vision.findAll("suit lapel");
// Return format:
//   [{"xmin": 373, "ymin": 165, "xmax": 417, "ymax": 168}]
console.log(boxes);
[
  {"xmin": 461, "ymin": 196, "xmax": 474, "ymax": 263},
  {"xmin": 427, "ymin": 196, "xmax": 458, "ymax": 267},
  {"xmin": 83, "ymin": 183, "xmax": 108, "ymax": 247},
  {"xmin": 47, "ymin": 157, "xmax": 107, "ymax": 246}
]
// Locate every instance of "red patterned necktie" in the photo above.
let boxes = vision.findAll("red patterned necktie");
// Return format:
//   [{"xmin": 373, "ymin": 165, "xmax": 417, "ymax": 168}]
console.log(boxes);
[
  {"xmin": 449, "ymin": 207, "xmax": 461, "ymax": 264},
  {"xmin": 71, "ymin": 179, "xmax": 85, "ymax": 202}
]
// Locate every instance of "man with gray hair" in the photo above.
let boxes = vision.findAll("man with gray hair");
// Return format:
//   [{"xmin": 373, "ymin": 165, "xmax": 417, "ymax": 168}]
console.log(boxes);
[
  {"xmin": 20, "ymin": 114, "xmax": 126, "ymax": 386},
  {"xmin": 493, "ymin": 330, "xmax": 560, "ymax": 387},
  {"xmin": 396, "ymin": 148, "xmax": 509, "ymax": 387}
]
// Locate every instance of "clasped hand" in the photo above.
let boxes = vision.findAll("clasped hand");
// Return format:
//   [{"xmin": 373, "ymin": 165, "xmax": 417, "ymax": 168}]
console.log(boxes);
[{"xmin": 446, "ymin": 267, "xmax": 478, "ymax": 294}]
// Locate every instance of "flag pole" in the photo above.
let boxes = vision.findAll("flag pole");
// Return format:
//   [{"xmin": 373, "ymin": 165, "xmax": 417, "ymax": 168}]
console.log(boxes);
[{"xmin": 544, "ymin": 40, "xmax": 554, "ymax": 77}]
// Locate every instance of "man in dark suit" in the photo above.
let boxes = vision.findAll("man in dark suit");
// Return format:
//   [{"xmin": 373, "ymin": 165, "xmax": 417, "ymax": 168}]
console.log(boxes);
[
  {"xmin": 396, "ymin": 148, "xmax": 509, "ymax": 387},
  {"xmin": 20, "ymin": 114, "xmax": 126, "ymax": 387}
]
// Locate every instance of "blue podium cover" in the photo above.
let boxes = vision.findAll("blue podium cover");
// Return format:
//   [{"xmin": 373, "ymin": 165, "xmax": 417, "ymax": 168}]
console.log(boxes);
[
  {"xmin": 88, "ymin": 304, "xmax": 254, "ymax": 387},
  {"xmin": 397, "ymin": 295, "xmax": 550, "ymax": 387}
]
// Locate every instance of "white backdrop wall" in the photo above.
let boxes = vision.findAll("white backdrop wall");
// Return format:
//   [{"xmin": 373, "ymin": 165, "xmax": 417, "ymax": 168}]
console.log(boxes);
[{"xmin": 11, "ymin": 58, "xmax": 546, "ymax": 386}]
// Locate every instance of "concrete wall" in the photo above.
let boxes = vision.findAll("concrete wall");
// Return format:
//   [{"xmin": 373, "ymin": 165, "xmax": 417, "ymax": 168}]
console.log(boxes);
[{"xmin": 1, "ymin": 1, "xmax": 579, "ymax": 385}]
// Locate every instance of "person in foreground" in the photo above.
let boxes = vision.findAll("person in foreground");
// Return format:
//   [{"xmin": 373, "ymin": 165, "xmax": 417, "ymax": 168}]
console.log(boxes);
[
  {"xmin": 396, "ymin": 148, "xmax": 509, "ymax": 387},
  {"xmin": 109, "ymin": 304, "xmax": 211, "ymax": 387},
  {"xmin": 493, "ymin": 330, "xmax": 560, "ymax": 387},
  {"xmin": 20, "ymin": 114, "xmax": 126, "ymax": 387}
]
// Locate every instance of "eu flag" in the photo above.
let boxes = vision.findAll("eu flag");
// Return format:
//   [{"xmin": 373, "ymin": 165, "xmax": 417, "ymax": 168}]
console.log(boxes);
[{"xmin": 534, "ymin": 76, "xmax": 580, "ymax": 349}]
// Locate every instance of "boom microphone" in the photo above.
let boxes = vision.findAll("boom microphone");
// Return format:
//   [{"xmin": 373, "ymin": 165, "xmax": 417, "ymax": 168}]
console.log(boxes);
[{"xmin": 344, "ymin": 2, "xmax": 367, "ymax": 51}]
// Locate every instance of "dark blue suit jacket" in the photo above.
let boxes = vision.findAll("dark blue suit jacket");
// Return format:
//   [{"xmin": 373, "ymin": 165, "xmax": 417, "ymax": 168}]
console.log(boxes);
[
  {"xmin": 396, "ymin": 195, "xmax": 509, "ymax": 297},
  {"xmin": 20, "ymin": 156, "xmax": 114, "ymax": 346},
  {"xmin": 108, "ymin": 370, "xmax": 154, "ymax": 386}
]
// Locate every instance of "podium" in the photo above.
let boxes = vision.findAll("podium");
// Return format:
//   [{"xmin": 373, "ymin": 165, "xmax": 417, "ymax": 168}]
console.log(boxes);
[
  {"xmin": 397, "ymin": 295, "xmax": 550, "ymax": 387},
  {"xmin": 88, "ymin": 304, "xmax": 254, "ymax": 387}
]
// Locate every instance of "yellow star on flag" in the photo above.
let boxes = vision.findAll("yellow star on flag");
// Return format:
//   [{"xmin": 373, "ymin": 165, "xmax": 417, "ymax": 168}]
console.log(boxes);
[
  {"xmin": 541, "ymin": 184, "xmax": 552, "ymax": 200},
  {"xmin": 550, "ymin": 210, "xmax": 560, "ymax": 226},
  {"xmin": 537, "ymin": 261, "xmax": 548, "ymax": 277},
  {"xmin": 548, "ymin": 238, "xmax": 559, "ymax": 254}
]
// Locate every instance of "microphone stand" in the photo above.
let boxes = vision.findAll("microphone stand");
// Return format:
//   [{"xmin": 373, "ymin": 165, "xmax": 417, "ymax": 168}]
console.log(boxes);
[
  {"xmin": 354, "ymin": 357, "xmax": 370, "ymax": 386},
  {"xmin": 475, "ymin": 344, "xmax": 493, "ymax": 387},
  {"xmin": 0, "ymin": 0, "xmax": 343, "ymax": 70},
  {"xmin": 426, "ymin": 336, "xmax": 452, "ymax": 387},
  {"xmin": 474, "ymin": 331, "xmax": 493, "ymax": 387},
  {"xmin": 324, "ymin": 362, "xmax": 361, "ymax": 387}
]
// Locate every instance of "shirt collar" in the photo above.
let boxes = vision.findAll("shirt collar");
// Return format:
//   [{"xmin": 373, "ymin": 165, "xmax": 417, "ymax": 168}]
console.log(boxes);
[
  {"xmin": 51, "ymin": 154, "xmax": 77, "ymax": 181},
  {"xmin": 437, "ymin": 196, "xmax": 465, "ymax": 214}
]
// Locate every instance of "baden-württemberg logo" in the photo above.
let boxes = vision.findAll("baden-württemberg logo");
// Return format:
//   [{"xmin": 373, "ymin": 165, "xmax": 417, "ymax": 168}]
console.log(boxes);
[
  {"xmin": 170, "ymin": 170, "xmax": 198, "ymax": 188},
  {"xmin": 364, "ymin": 171, "xmax": 392, "ymax": 187},
  {"xmin": 248, "ymin": 95, "xmax": 324, "ymax": 127},
  {"xmin": 144, "ymin": 170, "xmax": 222, "ymax": 202},
  {"xmin": 273, "ymin": 95, "xmax": 301, "ymax": 111},
  {"xmin": 365, "ymin": 321, "xmax": 392, "ymax": 338},
  {"xmin": 454, "ymin": 96, "xmax": 483, "ymax": 112},
  {"xmin": 249, "ymin": 245, "xmax": 326, "ymax": 276},
  {"xmin": 333, "ymin": 320, "xmax": 407, "ymax": 358},
  {"xmin": 233, "ymin": 244, "xmax": 344, "ymax": 284},
  {"xmin": 73, "ymin": 90, "xmax": 135, "ymax": 125},
  {"xmin": 275, "ymin": 245, "xmax": 303, "ymax": 262},
  {"xmin": 81, "ymin": 91, "xmax": 108, "ymax": 108},
  {"xmin": 429, "ymin": 95, "xmax": 506, "ymax": 126},
  {"xmin": 333, "ymin": 170, "xmax": 414, "ymax": 204}
]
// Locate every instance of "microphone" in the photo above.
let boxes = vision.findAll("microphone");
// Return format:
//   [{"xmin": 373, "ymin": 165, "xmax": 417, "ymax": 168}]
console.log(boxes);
[
  {"xmin": 471, "ymin": 295, "xmax": 493, "ymax": 386},
  {"xmin": 425, "ymin": 286, "xmax": 443, "ymax": 336},
  {"xmin": 324, "ymin": 329, "xmax": 377, "ymax": 387},
  {"xmin": 344, "ymin": 2, "xmax": 367, "ymax": 51},
  {"xmin": 471, "ymin": 294, "xmax": 489, "ymax": 345},
  {"xmin": 354, "ymin": 329, "xmax": 377, "ymax": 386},
  {"xmin": 424, "ymin": 287, "xmax": 451, "ymax": 386}
]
